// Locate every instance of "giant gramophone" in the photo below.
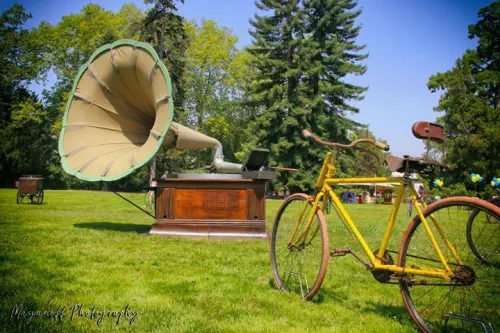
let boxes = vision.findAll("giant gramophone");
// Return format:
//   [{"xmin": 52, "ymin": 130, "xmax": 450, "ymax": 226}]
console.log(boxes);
[{"xmin": 59, "ymin": 40, "xmax": 272, "ymax": 239}]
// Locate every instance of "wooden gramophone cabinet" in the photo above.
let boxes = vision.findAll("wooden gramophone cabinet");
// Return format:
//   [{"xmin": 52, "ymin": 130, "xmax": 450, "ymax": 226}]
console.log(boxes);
[{"xmin": 151, "ymin": 173, "xmax": 272, "ymax": 239}]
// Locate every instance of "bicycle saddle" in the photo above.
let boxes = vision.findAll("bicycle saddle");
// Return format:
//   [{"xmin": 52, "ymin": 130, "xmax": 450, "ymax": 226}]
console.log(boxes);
[
  {"xmin": 385, "ymin": 121, "xmax": 449, "ymax": 173},
  {"xmin": 385, "ymin": 155, "xmax": 447, "ymax": 173}
]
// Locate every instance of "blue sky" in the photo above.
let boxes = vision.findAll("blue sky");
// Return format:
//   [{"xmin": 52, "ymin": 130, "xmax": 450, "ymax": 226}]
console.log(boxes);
[{"xmin": 2, "ymin": 0, "xmax": 493, "ymax": 157}]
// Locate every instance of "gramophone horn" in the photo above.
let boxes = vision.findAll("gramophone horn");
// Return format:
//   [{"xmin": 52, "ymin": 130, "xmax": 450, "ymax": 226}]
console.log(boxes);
[{"xmin": 58, "ymin": 40, "xmax": 239, "ymax": 181}]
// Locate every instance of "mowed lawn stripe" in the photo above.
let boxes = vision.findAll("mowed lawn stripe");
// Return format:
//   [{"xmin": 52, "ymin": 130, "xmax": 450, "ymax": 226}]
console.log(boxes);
[{"xmin": 0, "ymin": 189, "xmax": 418, "ymax": 332}]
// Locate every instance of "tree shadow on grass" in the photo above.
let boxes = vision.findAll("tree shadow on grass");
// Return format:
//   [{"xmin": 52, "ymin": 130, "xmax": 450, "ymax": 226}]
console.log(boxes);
[
  {"xmin": 310, "ymin": 286, "xmax": 352, "ymax": 305},
  {"xmin": 360, "ymin": 300, "xmax": 410, "ymax": 323},
  {"xmin": 312, "ymin": 288, "xmax": 412, "ymax": 326},
  {"xmin": 0, "ymin": 253, "xmax": 81, "ymax": 332},
  {"xmin": 266, "ymin": 278, "xmax": 353, "ymax": 305},
  {"xmin": 74, "ymin": 222, "xmax": 151, "ymax": 234}
]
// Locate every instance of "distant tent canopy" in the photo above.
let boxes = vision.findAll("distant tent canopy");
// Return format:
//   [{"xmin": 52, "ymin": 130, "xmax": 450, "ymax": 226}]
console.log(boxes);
[{"xmin": 341, "ymin": 191, "xmax": 356, "ymax": 203}]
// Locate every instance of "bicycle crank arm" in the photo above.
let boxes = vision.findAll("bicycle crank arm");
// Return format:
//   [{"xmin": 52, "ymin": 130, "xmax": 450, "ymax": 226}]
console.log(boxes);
[{"xmin": 330, "ymin": 247, "xmax": 374, "ymax": 269}]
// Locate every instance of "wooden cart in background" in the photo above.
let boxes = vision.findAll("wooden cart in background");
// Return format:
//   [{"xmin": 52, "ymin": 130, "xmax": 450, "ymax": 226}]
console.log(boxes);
[{"xmin": 17, "ymin": 175, "xmax": 44, "ymax": 204}]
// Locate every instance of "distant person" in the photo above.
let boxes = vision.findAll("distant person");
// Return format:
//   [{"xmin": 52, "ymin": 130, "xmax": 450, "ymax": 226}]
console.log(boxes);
[{"xmin": 418, "ymin": 185, "xmax": 426, "ymax": 200}]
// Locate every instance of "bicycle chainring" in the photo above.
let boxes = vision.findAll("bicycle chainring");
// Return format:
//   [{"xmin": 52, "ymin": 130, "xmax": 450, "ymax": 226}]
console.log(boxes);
[{"xmin": 371, "ymin": 249, "xmax": 394, "ymax": 283}]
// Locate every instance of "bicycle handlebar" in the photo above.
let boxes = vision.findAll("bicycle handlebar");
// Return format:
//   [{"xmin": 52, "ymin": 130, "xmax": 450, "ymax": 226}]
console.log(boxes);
[{"xmin": 303, "ymin": 129, "xmax": 390, "ymax": 152}]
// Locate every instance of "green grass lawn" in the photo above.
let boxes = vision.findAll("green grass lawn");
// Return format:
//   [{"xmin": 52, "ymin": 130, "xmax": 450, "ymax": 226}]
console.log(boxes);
[{"xmin": 0, "ymin": 189, "xmax": 421, "ymax": 332}]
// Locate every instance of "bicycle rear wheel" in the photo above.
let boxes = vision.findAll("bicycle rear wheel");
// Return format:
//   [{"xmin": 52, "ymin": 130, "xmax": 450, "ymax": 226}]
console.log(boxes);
[
  {"xmin": 398, "ymin": 197, "xmax": 500, "ymax": 332},
  {"xmin": 270, "ymin": 193, "xmax": 329, "ymax": 300},
  {"xmin": 467, "ymin": 197, "xmax": 500, "ymax": 268}
]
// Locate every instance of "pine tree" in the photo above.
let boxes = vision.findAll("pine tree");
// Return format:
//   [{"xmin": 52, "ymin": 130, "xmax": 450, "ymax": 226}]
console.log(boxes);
[
  {"xmin": 142, "ymin": 0, "xmax": 188, "ymax": 121},
  {"xmin": 142, "ymin": 0, "xmax": 189, "ymax": 179},
  {"xmin": 298, "ymin": 0, "xmax": 367, "ymax": 186},
  {"xmin": 248, "ymin": 0, "xmax": 367, "ymax": 192},
  {"xmin": 248, "ymin": 0, "xmax": 303, "ymax": 192}
]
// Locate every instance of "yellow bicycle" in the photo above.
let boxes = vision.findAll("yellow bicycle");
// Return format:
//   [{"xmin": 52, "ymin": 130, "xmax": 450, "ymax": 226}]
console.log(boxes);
[{"xmin": 270, "ymin": 129, "xmax": 500, "ymax": 332}]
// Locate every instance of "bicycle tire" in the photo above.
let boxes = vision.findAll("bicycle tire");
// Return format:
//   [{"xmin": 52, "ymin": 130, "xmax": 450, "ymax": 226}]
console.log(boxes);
[
  {"xmin": 398, "ymin": 197, "xmax": 500, "ymax": 332},
  {"xmin": 270, "ymin": 193, "xmax": 329, "ymax": 300},
  {"xmin": 467, "ymin": 197, "xmax": 500, "ymax": 268}
]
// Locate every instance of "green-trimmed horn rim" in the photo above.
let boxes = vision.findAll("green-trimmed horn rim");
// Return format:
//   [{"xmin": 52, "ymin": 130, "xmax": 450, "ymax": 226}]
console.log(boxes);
[{"xmin": 58, "ymin": 39, "xmax": 174, "ymax": 182}]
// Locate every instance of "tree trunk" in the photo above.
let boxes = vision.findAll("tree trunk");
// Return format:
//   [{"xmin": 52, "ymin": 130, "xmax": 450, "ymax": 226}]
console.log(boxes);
[
  {"xmin": 286, "ymin": 8, "xmax": 296, "ymax": 107},
  {"xmin": 149, "ymin": 156, "xmax": 157, "ymax": 185},
  {"xmin": 195, "ymin": 70, "xmax": 212, "ymax": 169},
  {"xmin": 157, "ymin": 25, "xmax": 165, "ymax": 59},
  {"xmin": 496, "ymin": 83, "xmax": 500, "ymax": 110}
]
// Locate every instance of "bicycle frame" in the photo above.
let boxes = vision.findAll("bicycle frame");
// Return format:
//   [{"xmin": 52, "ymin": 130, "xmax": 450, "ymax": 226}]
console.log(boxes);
[{"xmin": 290, "ymin": 152, "xmax": 461, "ymax": 280}]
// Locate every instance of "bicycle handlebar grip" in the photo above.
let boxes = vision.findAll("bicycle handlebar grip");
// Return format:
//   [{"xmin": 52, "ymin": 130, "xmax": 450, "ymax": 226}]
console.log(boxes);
[{"xmin": 375, "ymin": 141, "xmax": 390, "ymax": 151}]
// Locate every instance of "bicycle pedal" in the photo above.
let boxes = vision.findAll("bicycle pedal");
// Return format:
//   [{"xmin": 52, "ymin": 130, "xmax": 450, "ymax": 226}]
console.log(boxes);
[{"xmin": 330, "ymin": 247, "xmax": 352, "ymax": 256}]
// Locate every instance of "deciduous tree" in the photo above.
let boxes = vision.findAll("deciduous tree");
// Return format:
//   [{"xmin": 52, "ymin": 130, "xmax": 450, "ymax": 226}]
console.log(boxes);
[
  {"xmin": 0, "ymin": 5, "xmax": 52, "ymax": 186},
  {"xmin": 183, "ymin": 19, "xmax": 241, "ymax": 167},
  {"xmin": 428, "ymin": 1, "xmax": 500, "ymax": 187}
]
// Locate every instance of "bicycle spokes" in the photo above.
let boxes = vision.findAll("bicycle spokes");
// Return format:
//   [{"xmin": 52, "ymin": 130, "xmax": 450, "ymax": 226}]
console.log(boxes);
[
  {"xmin": 399, "ymin": 198, "xmax": 500, "ymax": 332},
  {"xmin": 270, "ymin": 194, "xmax": 329, "ymax": 300}
]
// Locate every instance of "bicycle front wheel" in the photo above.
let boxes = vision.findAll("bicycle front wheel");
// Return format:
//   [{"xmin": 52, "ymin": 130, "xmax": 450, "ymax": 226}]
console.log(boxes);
[
  {"xmin": 270, "ymin": 193, "xmax": 329, "ymax": 300},
  {"xmin": 398, "ymin": 197, "xmax": 500, "ymax": 332}
]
